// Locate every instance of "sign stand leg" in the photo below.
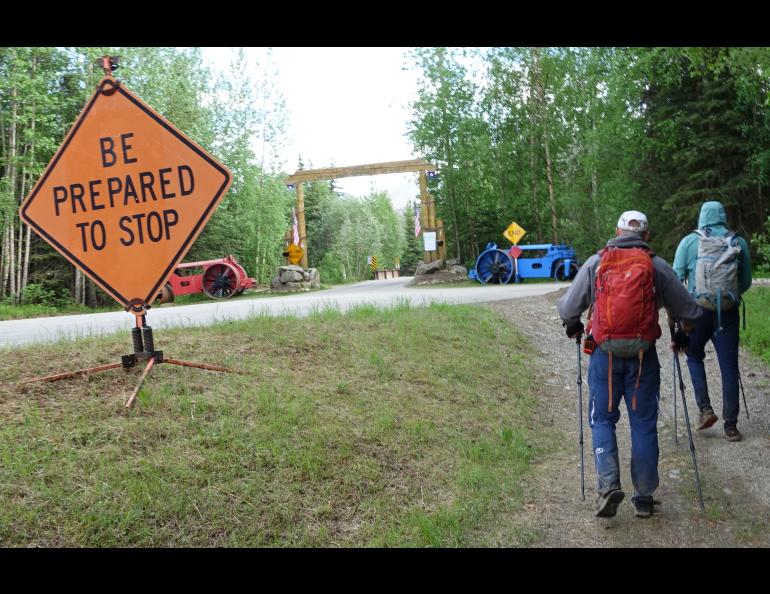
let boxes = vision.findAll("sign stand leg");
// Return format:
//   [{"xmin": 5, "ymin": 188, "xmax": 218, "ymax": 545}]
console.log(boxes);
[{"xmin": 19, "ymin": 303, "xmax": 244, "ymax": 410}]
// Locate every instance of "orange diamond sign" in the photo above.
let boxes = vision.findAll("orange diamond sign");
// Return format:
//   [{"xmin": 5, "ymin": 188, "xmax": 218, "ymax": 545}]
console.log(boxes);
[
  {"xmin": 287, "ymin": 244, "xmax": 304, "ymax": 265},
  {"xmin": 20, "ymin": 76, "xmax": 232, "ymax": 308}
]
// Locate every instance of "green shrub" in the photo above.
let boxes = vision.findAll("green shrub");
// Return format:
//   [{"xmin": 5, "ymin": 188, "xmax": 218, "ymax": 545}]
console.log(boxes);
[
  {"xmin": 752, "ymin": 216, "xmax": 770, "ymax": 276},
  {"xmin": 21, "ymin": 283, "xmax": 57, "ymax": 306}
]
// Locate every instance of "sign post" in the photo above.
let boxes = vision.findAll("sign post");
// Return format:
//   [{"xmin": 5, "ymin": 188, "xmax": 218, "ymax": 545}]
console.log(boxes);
[
  {"xmin": 19, "ymin": 60, "xmax": 242, "ymax": 407},
  {"xmin": 503, "ymin": 222, "xmax": 526, "ymax": 283}
]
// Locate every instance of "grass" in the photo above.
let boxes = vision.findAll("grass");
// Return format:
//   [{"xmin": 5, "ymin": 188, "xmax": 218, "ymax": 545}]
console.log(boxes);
[
  {"xmin": 742, "ymin": 286, "xmax": 770, "ymax": 365},
  {"xmin": 0, "ymin": 285, "xmax": 333, "ymax": 321},
  {"xmin": 0, "ymin": 302, "xmax": 115, "ymax": 321},
  {"xmin": 0, "ymin": 302, "xmax": 542, "ymax": 547}
]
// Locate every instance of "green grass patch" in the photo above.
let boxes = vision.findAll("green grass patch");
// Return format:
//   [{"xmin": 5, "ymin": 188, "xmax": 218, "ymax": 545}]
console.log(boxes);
[
  {"xmin": 0, "ymin": 302, "xmax": 540, "ymax": 547},
  {"xmin": 0, "ymin": 286, "xmax": 334, "ymax": 321},
  {"xmin": 0, "ymin": 302, "xmax": 115, "ymax": 321},
  {"xmin": 742, "ymin": 286, "xmax": 770, "ymax": 365}
]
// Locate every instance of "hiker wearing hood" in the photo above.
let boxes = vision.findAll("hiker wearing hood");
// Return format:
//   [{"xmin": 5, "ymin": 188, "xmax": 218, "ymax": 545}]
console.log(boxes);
[
  {"xmin": 673, "ymin": 201, "xmax": 752, "ymax": 442},
  {"xmin": 558, "ymin": 211, "xmax": 701, "ymax": 519}
]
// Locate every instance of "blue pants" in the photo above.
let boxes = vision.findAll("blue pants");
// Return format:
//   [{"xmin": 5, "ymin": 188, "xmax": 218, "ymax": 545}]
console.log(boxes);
[
  {"xmin": 588, "ymin": 347, "xmax": 660, "ymax": 499},
  {"xmin": 685, "ymin": 306, "xmax": 740, "ymax": 427}
]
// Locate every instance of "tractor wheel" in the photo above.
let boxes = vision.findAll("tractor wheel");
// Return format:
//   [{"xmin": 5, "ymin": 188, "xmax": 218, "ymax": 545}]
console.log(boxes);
[
  {"xmin": 475, "ymin": 248, "xmax": 515, "ymax": 284},
  {"xmin": 202, "ymin": 262, "xmax": 241, "ymax": 299},
  {"xmin": 555, "ymin": 261, "xmax": 579, "ymax": 281},
  {"xmin": 155, "ymin": 282, "xmax": 174, "ymax": 304}
]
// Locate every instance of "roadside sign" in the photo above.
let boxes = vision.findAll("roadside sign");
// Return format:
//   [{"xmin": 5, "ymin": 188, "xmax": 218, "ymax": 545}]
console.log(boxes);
[
  {"xmin": 369, "ymin": 255, "xmax": 378, "ymax": 271},
  {"xmin": 423, "ymin": 231, "xmax": 437, "ymax": 252},
  {"xmin": 19, "ymin": 76, "xmax": 232, "ymax": 308},
  {"xmin": 503, "ymin": 221, "xmax": 526, "ymax": 245},
  {"xmin": 287, "ymin": 244, "xmax": 304, "ymax": 265},
  {"xmin": 509, "ymin": 245, "xmax": 523, "ymax": 259}
]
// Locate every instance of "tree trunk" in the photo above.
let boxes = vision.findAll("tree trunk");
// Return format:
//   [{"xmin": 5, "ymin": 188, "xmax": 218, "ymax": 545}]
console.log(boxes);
[
  {"xmin": 531, "ymin": 48, "xmax": 559, "ymax": 244},
  {"xmin": 7, "ymin": 219, "xmax": 16, "ymax": 304},
  {"xmin": 8, "ymin": 85, "xmax": 18, "ymax": 303},
  {"xmin": 1, "ymin": 226, "xmax": 9, "ymax": 298},
  {"xmin": 444, "ymin": 141, "xmax": 462, "ymax": 262},
  {"xmin": 22, "ymin": 224, "xmax": 31, "ymax": 294},
  {"xmin": 87, "ymin": 277, "xmax": 97, "ymax": 307},
  {"xmin": 530, "ymin": 135, "xmax": 543, "ymax": 242},
  {"xmin": 74, "ymin": 268, "xmax": 82, "ymax": 304},
  {"xmin": 21, "ymin": 55, "xmax": 36, "ymax": 298},
  {"xmin": 589, "ymin": 108, "xmax": 600, "ymax": 240},
  {"xmin": 16, "ymin": 206, "xmax": 23, "ymax": 300}
]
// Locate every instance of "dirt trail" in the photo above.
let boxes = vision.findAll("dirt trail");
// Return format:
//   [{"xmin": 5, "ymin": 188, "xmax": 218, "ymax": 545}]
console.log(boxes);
[{"xmin": 489, "ymin": 289, "xmax": 770, "ymax": 547}]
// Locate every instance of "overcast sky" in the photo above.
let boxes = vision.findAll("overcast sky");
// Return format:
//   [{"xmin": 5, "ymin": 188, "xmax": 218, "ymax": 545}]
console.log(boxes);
[{"xmin": 202, "ymin": 47, "xmax": 423, "ymax": 210}]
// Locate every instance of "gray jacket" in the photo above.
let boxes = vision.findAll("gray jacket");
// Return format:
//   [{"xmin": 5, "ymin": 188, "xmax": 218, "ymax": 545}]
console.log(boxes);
[{"xmin": 557, "ymin": 234, "xmax": 702, "ymax": 329}]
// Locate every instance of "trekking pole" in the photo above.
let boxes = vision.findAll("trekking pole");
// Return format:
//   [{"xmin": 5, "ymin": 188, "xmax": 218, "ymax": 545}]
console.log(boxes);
[
  {"xmin": 738, "ymin": 366, "xmax": 750, "ymax": 422},
  {"xmin": 672, "ymin": 351, "xmax": 678, "ymax": 445},
  {"xmin": 671, "ymin": 324, "xmax": 706, "ymax": 512},
  {"xmin": 576, "ymin": 335, "xmax": 585, "ymax": 501},
  {"xmin": 738, "ymin": 303, "xmax": 750, "ymax": 422},
  {"xmin": 666, "ymin": 311, "xmax": 678, "ymax": 444}
]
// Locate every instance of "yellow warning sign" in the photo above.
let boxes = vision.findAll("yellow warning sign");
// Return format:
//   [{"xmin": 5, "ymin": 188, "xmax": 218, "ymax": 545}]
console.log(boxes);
[
  {"xmin": 503, "ymin": 221, "xmax": 526, "ymax": 245},
  {"xmin": 287, "ymin": 244, "xmax": 304, "ymax": 265}
]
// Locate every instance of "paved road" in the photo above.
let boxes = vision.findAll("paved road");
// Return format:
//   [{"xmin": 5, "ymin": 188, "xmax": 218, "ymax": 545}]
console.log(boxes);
[{"xmin": 0, "ymin": 277, "xmax": 565, "ymax": 348}]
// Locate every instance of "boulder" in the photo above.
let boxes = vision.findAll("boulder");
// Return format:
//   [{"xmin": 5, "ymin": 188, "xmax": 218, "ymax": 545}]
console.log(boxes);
[
  {"xmin": 308, "ymin": 268, "xmax": 321, "ymax": 288},
  {"xmin": 415, "ymin": 260, "xmax": 444, "ymax": 276},
  {"xmin": 281, "ymin": 269, "xmax": 304, "ymax": 283}
]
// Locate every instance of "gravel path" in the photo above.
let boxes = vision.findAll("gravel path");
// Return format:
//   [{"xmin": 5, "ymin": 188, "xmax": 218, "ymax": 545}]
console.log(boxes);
[{"xmin": 489, "ymin": 289, "xmax": 770, "ymax": 547}]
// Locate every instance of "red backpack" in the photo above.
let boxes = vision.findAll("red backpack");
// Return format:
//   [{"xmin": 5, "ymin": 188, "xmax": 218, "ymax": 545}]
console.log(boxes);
[{"xmin": 588, "ymin": 246, "xmax": 661, "ymax": 411}]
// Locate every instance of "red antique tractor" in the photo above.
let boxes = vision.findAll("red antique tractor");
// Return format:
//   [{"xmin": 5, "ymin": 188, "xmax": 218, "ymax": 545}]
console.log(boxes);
[{"xmin": 156, "ymin": 255, "xmax": 256, "ymax": 303}]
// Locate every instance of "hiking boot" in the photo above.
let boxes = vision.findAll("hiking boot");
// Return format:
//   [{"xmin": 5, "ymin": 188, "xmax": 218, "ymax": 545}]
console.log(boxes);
[
  {"xmin": 632, "ymin": 496, "xmax": 654, "ymax": 518},
  {"xmin": 724, "ymin": 426, "xmax": 742, "ymax": 442},
  {"xmin": 696, "ymin": 406, "xmax": 718, "ymax": 431},
  {"xmin": 595, "ymin": 489, "xmax": 625, "ymax": 518}
]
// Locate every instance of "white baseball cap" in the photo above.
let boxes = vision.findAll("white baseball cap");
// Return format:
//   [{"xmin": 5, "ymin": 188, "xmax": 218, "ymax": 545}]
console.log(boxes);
[{"xmin": 617, "ymin": 210, "xmax": 648, "ymax": 233}]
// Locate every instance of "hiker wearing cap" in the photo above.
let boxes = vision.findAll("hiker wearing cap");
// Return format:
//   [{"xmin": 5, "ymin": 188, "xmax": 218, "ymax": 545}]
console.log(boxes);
[
  {"xmin": 557, "ymin": 211, "xmax": 701, "ymax": 519},
  {"xmin": 673, "ymin": 201, "xmax": 752, "ymax": 442}
]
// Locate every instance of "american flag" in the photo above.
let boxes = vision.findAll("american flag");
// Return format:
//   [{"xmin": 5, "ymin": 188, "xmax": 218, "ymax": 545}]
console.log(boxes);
[
  {"xmin": 414, "ymin": 205, "xmax": 421, "ymax": 237},
  {"xmin": 292, "ymin": 208, "xmax": 300, "ymax": 245}
]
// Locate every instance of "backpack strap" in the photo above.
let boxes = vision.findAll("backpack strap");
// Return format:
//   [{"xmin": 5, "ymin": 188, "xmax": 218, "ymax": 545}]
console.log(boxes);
[{"xmin": 717, "ymin": 287, "xmax": 723, "ymax": 333}]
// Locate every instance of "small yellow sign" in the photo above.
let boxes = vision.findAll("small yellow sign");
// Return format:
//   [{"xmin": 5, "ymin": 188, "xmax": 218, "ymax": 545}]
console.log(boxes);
[
  {"xmin": 503, "ymin": 221, "xmax": 527, "ymax": 245},
  {"xmin": 287, "ymin": 244, "xmax": 304, "ymax": 265},
  {"xmin": 369, "ymin": 256, "xmax": 378, "ymax": 271}
]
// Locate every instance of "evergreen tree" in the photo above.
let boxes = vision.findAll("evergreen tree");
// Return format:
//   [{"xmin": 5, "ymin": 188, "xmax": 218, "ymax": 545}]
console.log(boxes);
[{"xmin": 400, "ymin": 201, "xmax": 423, "ymax": 275}]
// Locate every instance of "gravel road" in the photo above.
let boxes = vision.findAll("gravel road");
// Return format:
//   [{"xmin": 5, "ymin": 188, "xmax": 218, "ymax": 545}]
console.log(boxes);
[{"xmin": 488, "ymin": 289, "xmax": 770, "ymax": 547}]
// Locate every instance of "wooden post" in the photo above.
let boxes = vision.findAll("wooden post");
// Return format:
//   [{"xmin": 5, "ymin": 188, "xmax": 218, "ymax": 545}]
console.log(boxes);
[
  {"xmin": 296, "ymin": 183, "xmax": 308, "ymax": 269},
  {"xmin": 419, "ymin": 171, "xmax": 434, "ymax": 263},
  {"xmin": 437, "ymin": 218, "xmax": 447, "ymax": 262},
  {"xmin": 428, "ymin": 193, "xmax": 439, "ymax": 262}
]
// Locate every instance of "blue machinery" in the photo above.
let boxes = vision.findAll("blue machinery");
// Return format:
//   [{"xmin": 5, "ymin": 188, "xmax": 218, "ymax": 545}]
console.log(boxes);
[{"xmin": 470, "ymin": 242, "xmax": 579, "ymax": 284}]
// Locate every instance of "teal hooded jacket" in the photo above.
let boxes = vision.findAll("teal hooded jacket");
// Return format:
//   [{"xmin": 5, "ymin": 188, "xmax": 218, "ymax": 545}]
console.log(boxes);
[{"xmin": 673, "ymin": 201, "xmax": 752, "ymax": 296}]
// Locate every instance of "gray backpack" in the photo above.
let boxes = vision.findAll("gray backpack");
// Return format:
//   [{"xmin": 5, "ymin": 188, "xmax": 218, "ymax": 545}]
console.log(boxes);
[{"xmin": 694, "ymin": 229, "xmax": 741, "ymax": 319}]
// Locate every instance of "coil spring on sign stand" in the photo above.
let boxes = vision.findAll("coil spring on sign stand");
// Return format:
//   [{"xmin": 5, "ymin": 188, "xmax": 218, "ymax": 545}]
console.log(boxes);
[
  {"xmin": 132, "ymin": 327, "xmax": 144, "ymax": 353},
  {"xmin": 142, "ymin": 326, "xmax": 155, "ymax": 353}
]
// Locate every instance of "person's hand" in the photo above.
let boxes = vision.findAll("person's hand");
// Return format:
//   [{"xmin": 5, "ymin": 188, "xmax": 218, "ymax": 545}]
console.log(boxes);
[
  {"xmin": 671, "ymin": 328, "xmax": 689, "ymax": 353},
  {"xmin": 565, "ymin": 320, "xmax": 584, "ymax": 339}
]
